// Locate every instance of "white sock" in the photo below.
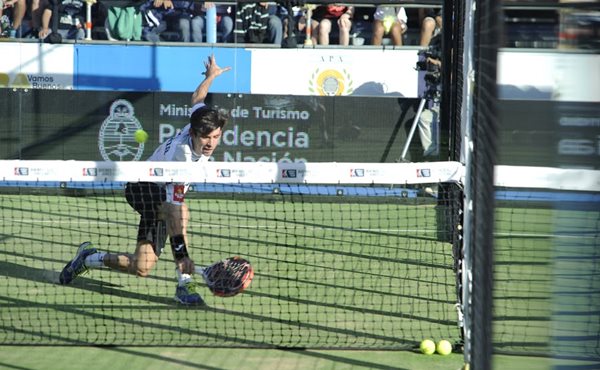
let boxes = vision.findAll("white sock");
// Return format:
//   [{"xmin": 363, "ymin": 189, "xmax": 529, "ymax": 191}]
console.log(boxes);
[
  {"xmin": 84, "ymin": 252, "xmax": 106, "ymax": 268},
  {"xmin": 176, "ymin": 268, "xmax": 192, "ymax": 286}
]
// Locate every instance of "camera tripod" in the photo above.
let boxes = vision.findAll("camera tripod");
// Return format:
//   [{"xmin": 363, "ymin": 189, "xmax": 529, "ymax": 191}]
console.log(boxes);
[
  {"xmin": 398, "ymin": 88, "xmax": 439, "ymax": 162},
  {"xmin": 399, "ymin": 97, "xmax": 428, "ymax": 162}
]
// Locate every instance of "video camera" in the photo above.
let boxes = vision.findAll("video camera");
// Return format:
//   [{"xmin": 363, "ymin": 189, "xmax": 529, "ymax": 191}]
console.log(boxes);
[
  {"xmin": 415, "ymin": 34, "xmax": 442, "ymax": 95},
  {"xmin": 416, "ymin": 33, "xmax": 442, "ymax": 66}
]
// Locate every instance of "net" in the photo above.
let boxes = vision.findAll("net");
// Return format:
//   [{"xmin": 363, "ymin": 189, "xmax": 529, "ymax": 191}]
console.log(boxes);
[
  {"xmin": 492, "ymin": 166, "xmax": 600, "ymax": 360},
  {"xmin": 0, "ymin": 160, "xmax": 464, "ymax": 348},
  {"xmin": 454, "ymin": 0, "xmax": 502, "ymax": 367}
]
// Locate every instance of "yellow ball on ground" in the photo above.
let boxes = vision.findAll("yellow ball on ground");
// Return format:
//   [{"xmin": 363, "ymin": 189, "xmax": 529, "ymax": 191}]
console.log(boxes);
[
  {"xmin": 134, "ymin": 129, "xmax": 149, "ymax": 143},
  {"xmin": 420, "ymin": 339, "xmax": 436, "ymax": 355},
  {"xmin": 437, "ymin": 339, "xmax": 453, "ymax": 355}
]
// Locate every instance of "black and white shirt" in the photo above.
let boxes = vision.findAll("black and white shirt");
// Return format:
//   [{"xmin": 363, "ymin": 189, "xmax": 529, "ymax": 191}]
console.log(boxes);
[{"xmin": 147, "ymin": 102, "xmax": 208, "ymax": 205}]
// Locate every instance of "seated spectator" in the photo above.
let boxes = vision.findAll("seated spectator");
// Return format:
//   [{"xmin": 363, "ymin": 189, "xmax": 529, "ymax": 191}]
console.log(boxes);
[
  {"xmin": 212, "ymin": 3, "xmax": 234, "ymax": 42},
  {"xmin": 371, "ymin": 5, "xmax": 407, "ymax": 46},
  {"xmin": 170, "ymin": 0, "xmax": 202, "ymax": 42},
  {"xmin": 107, "ymin": 0, "xmax": 229, "ymax": 43},
  {"xmin": 310, "ymin": 4, "xmax": 353, "ymax": 46},
  {"xmin": 348, "ymin": 6, "xmax": 373, "ymax": 46},
  {"xmin": 25, "ymin": 0, "xmax": 43, "ymax": 38},
  {"xmin": 167, "ymin": 0, "xmax": 233, "ymax": 42},
  {"xmin": 419, "ymin": 7, "xmax": 442, "ymax": 46},
  {"xmin": 39, "ymin": 0, "xmax": 85, "ymax": 41},
  {"xmin": 0, "ymin": 0, "xmax": 14, "ymax": 37},
  {"xmin": 0, "ymin": 0, "xmax": 26, "ymax": 38},
  {"xmin": 233, "ymin": 2, "xmax": 281, "ymax": 45},
  {"xmin": 139, "ymin": 0, "xmax": 172, "ymax": 42},
  {"xmin": 280, "ymin": 2, "xmax": 304, "ymax": 47},
  {"xmin": 264, "ymin": 2, "xmax": 284, "ymax": 45},
  {"xmin": 106, "ymin": 3, "xmax": 143, "ymax": 41}
]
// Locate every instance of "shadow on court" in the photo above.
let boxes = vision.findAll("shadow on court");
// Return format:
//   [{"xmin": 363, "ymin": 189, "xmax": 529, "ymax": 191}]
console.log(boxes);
[{"xmin": 0, "ymin": 260, "xmax": 417, "ymax": 348}]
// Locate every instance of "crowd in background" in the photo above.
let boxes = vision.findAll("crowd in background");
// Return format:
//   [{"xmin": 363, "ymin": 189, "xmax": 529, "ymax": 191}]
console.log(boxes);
[
  {"xmin": 0, "ymin": 1, "xmax": 562, "ymax": 49},
  {"xmin": 0, "ymin": 1, "xmax": 442, "ymax": 47}
]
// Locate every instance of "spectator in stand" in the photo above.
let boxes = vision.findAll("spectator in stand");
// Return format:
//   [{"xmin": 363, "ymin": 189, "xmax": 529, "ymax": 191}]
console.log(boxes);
[
  {"xmin": 310, "ymin": 4, "xmax": 353, "ymax": 46},
  {"xmin": 139, "ymin": 0, "xmax": 172, "ymax": 42},
  {"xmin": 213, "ymin": 3, "xmax": 234, "ymax": 42},
  {"xmin": 25, "ymin": 0, "xmax": 43, "ymax": 38},
  {"xmin": 280, "ymin": 1, "xmax": 304, "ymax": 47},
  {"xmin": 106, "ymin": 2, "xmax": 143, "ymax": 41},
  {"xmin": 419, "ymin": 7, "xmax": 442, "ymax": 46},
  {"xmin": 234, "ymin": 2, "xmax": 282, "ymax": 45},
  {"xmin": 264, "ymin": 2, "xmax": 285, "ymax": 45},
  {"xmin": 0, "ymin": 0, "xmax": 26, "ymax": 38},
  {"xmin": 169, "ymin": 0, "xmax": 201, "ymax": 42},
  {"xmin": 371, "ymin": 5, "xmax": 407, "ymax": 46},
  {"xmin": 176, "ymin": 2, "xmax": 233, "ymax": 43},
  {"xmin": 39, "ymin": 0, "xmax": 85, "ymax": 41}
]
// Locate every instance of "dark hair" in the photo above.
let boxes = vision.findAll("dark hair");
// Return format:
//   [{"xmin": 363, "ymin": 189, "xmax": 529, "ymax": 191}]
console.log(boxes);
[{"xmin": 189, "ymin": 106, "xmax": 228, "ymax": 137}]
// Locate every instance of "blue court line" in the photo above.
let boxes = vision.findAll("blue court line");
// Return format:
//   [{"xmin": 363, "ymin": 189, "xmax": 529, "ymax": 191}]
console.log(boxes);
[
  {"xmin": 0, "ymin": 181, "xmax": 419, "ymax": 198},
  {"xmin": 496, "ymin": 190, "xmax": 600, "ymax": 203},
  {"xmin": 3, "ymin": 182, "xmax": 599, "ymax": 202}
]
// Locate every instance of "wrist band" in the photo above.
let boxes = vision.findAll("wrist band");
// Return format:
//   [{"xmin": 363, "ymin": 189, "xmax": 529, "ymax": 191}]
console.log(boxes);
[{"xmin": 170, "ymin": 235, "xmax": 189, "ymax": 261}]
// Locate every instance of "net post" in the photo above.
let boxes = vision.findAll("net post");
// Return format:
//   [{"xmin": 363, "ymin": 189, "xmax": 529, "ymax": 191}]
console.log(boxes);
[{"xmin": 459, "ymin": 0, "xmax": 502, "ymax": 368}]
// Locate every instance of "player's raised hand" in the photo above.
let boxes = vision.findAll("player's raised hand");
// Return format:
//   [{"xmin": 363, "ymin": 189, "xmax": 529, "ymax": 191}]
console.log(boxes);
[
  {"xmin": 192, "ymin": 54, "xmax": 231, "ymax": 105},
  {"xmin": 203, "ymin": 54, "xmax": 231, "ymax": 78}
]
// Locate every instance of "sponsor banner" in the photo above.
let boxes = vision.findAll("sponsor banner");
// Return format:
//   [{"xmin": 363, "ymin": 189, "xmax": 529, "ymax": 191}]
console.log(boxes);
[
  {"xmin": 0, "ymin": 89, "xmax": 426, "ymax": 163},
  {"xmin": 498, "ymin": 100, "xmax": 600, "ymax": 169},
  {"xmin": 74, "ymin": 44, "xmax": 250, "ymax": 92},
  {"xmin": 494, "ymin": 166, "xmax": 600, "ymax": 192},
  {"xmin": 2, "ymin": 42, "xmax": 598, "ymax": 101},
  {"xmin": 1, "ymin": 160, "xmax": 464, "ymax": 184},
  {"xmin": 554, "ymin": 101, "xmax": 600, "ymax": 169},
  {"xmin": 250, "ymin": 48, "xmax": 419, "ymax": 97},
  {"xmin": 156, "ymin": 93, "xmax": 423, "ymax": 163},
  {"xmin": 4, "ymin": 90, "xmax": 598, "ymax": 168},
  {"xmin": 554, "ymin": 53, "xmax": 600, "ymax": 103},
  {"xmin": 497, "ymin": 51, "xmax": 600, "ymax": 102},
  {"xmin": 1, "ymin": 160, "xmax": 195, "ymax": 182},
  {"xmin": 0, "ymin": 43, "xmax": 74, "ymax": 89}
]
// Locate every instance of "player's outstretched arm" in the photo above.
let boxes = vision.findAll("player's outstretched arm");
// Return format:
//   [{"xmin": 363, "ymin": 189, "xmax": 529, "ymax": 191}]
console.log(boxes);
[{"xmin": 191, "ymin": 54, "xmax": 231, "ymax": 106}]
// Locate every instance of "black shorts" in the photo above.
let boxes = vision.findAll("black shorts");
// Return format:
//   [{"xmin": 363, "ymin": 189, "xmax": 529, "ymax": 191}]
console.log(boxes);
[{"xmin": 125, "ymin": 182, "xmax": 167, "ymax": 255}]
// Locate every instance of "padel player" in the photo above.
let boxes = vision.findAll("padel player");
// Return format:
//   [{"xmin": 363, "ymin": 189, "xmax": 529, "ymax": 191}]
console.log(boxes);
[{"xmin": 59, "ymin": 54, "xmax": 231, "ymax": 305}]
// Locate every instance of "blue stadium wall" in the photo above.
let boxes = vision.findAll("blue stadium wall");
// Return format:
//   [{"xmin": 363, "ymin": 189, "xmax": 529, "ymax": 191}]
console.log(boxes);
[{"xmin": 1, "ymin": 43, "xmax": 421, "ymax": 97}]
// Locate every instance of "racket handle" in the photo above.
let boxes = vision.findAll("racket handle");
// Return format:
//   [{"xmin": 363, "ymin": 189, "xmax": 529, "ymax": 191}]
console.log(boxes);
[{"xmin": 194, "ymin": 266, "xmax": 208, "ymax": 283}]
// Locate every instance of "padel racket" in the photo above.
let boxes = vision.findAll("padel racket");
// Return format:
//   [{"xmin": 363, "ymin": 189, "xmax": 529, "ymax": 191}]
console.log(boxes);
[{"xmin": 195, "ymin": 256, "xmax": 254, "ymax": 297}]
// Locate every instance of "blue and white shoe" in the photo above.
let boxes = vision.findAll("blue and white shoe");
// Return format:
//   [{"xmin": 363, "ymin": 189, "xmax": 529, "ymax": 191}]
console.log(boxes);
[
  {"xmin": 59, "ymin": 242, "xmax": 97, "ymax": 284},
  {"xmin": 174, "ymin": 281, "xmax": 204, "ymax": 305}
]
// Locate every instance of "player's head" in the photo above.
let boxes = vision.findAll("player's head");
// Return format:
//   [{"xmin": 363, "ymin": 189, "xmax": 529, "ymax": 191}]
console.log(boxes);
[{"xmin": 189, "ymin": 106, "xmax": 228, "ymax": 157}]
